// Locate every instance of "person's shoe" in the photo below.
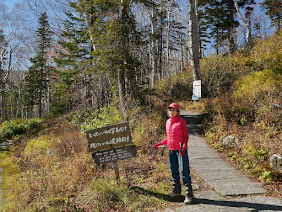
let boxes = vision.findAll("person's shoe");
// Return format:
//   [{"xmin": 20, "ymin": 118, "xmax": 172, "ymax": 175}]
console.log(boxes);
[
  {"xmin": 184, "ymin": 185, "xmax": 194, "ymax": 204},
  {"xmin": 168, "ymin": 182, "xmax": 181, "ymax": 198}
]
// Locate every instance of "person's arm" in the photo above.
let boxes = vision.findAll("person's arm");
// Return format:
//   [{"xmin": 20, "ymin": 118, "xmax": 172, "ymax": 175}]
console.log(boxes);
[
  {"xmin": 153, "ymin": 139, "xmax": 167, "ymax": 149},
  {"xmin": 180, "ymin": 119, "xmax": 189, "ymax": 156},
  {"xmin": 154, "ymin": 119, "xmax": 169, "ymax": 149}
]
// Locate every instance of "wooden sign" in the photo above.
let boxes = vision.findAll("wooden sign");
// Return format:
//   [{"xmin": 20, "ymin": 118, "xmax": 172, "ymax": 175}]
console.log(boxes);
[
  {"xmin": 85, "ymin": 122, "xmax": 133, "ymax": 152},
  {"xmin": 85, "ymin": 122, "xmax": 137, "ymax": 179},
  {"xmin": 92, "ymin": 145, "xmax": 137, "ymax": 165}
]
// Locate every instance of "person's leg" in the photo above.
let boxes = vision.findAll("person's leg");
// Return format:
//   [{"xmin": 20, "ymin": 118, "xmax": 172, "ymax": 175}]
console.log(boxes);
[
  {"xmin": 169, "ymin": 150, "xmax": 181, "ymax": 183},
  {"xmin": 178, "ymin": 150, "xmax": 194, "ymax": 204},
  {"xmin": 178, "ymin": 150, "xmax": 192, "ymax": 186},
  {"xmin": 169, "ymin": 150, "xmax": 181, "ymax": 197}
]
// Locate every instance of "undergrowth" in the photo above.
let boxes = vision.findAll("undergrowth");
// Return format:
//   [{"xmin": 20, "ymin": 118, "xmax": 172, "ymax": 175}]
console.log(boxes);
[
  {"xmin": 0, "ymin": 95, "xmax": 172, "ymax": 211},
  {"xmin": 202, "ymin": 31, "xmax": 282, "ymax": 198},
  {"xmin": 1, "ymin": 30, "xmax": 281, "ymax": 211},
  {"xmin": 0, "ymin": 118, "xmax": 44, "ymax": 142}
]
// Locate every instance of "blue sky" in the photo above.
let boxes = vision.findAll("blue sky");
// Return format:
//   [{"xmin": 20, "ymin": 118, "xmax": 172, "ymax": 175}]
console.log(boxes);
[
  {"xmin": 3, "ymin": 0, "xmax": 20, "ymax": 11},
  {"xmin": 5, "ymin": 0, "xmax": 266, "ymax": 11},
  {"xmin": 4, "ymin": 0, "xmax": 273, "ymax": 48}
]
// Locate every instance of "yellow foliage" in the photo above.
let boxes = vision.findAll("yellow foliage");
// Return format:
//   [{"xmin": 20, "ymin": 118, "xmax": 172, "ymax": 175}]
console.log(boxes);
[
  {"xmin": 0, "ymin": 151, "xmax": 21, "ymax": 211},
  {"xmin": 132, "ymin": 111, "xmax": 164, "ymax": 148},
  {"xmin": 231, "ymin": 51, "xmax": 251, "ymax": 66},
  {"xmin": 233, "ymin": 69, "xmax": 281, "ymax": 102},
  {"xmin": 0, "ymin": 151, "xmax": 18, "ymax": 175},
  {"xmin": 251, "ymin": 30, "xmax": 282, "ymax": 73},
  {"xmin": 0, "ymin": 122, "xmax": 95, "ymax": 211},
  {"xmin": 23, "ymin": 135, "xmax": 53, "ymax": 156}
]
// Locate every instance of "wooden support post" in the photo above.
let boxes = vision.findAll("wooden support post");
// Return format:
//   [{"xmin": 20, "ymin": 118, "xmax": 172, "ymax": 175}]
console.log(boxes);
[{"xmin": 113, "ymin": 161, "xmax": 120, "ymax": 180}]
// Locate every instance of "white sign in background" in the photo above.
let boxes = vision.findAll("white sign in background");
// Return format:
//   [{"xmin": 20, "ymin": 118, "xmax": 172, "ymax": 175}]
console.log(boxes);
[{"xmin": 192, "ymin": 80, "xmax": 201, "ymax": 100}]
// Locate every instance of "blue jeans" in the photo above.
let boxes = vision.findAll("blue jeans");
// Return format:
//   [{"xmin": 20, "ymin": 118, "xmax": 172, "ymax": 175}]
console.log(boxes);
[{"xmin": 169, "ymin": 150, "xmax": 192, "ymax": 186}]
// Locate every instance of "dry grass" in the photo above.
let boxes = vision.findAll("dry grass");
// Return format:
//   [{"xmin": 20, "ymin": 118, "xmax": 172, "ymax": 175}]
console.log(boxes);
[{"xmin": 1, "ymin": 120, "xmax": 97, "ymax": 211}]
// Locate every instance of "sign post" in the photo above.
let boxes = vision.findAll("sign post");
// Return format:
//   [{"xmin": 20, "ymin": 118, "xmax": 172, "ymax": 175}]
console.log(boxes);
[
  {"xmin": 192, "ymin": 80, "xmax": 201, "ymax": 100},
  {"xmin": 113, "ymin": 161, "xmax": 119, "ymax": 180},
  {"xmin": 85, "ymin": 122, "xmax": 137, "ymax": 180}
]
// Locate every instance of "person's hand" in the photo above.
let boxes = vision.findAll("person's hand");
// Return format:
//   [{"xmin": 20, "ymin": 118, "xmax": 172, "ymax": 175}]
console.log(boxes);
[
  {"xmin": 153, "ymin": 143, "xmax": 160, "ymax": 149},
  {"xmin": 179, "ymin": 149, "xmax": 186, "ymax": 156},
  {"xmin": 179, "ymin": 143, "xmax": 187, "ymax": 156}
]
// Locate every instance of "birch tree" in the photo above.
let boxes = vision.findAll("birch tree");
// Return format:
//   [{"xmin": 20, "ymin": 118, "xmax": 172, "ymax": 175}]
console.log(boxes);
[
  {"xmin": 0, "ymin": 28, "xmax": 22, "ymax": 122},
  {"xmin": 188, "ymin": 0, "xmax": 201, "ymax": 80},
  {"xmin": 234, "ymin": 0, "xmax": 256, "ymax": 47}
]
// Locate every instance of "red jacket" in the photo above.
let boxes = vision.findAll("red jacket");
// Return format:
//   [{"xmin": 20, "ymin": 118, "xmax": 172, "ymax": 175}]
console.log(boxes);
[{"xmin": 157, "ymin": 115, "xmax": 189, "ymax": 150}]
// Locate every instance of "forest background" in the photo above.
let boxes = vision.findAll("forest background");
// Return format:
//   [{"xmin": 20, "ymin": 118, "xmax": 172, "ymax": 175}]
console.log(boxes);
[{"xmin": 0, "ymin": 0, "xmax": 281, "ymax": 211}]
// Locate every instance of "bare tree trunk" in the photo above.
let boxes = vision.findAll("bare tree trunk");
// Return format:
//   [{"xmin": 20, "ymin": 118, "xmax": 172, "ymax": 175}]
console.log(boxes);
[
  {"xmin": 227, "ymin": 0, "xmax": 237, "ymax": 54},
  {"xmin": 0, "ymin": 33, "xmax": 21, "ymax": 121},
  {"xmin": 234, "ymin": 0, "xmax": 251, "ymax": 46},
  {"xmin": 277, "ymin": 14, "xmax": 281, "ymax": 32},
  {"xmin": 118, "ymin": 69, "xmax": 126, "ymax": 113},
  {"xmin": 18, "ymin": 75, "xmax": 24, "ymax": 118},
  {"xmin": 166, "ymin": 4, "xmax": 171, "ymax": 66},
  {"xmin": 46, "ymin": 83, "xmax": 50, "ymax": 114},
  {"xmin": 79, "ymin": 0, "xmax": 97, "ymax": 51},
  {"xmin": 158, "ymin": 28, "xmax": 163, "ymax": 80},
  {"xmin": 150, "ymin": 6, "xmax": 157, "ymax": 88},
  {"xmin": 8, "ymin": 83, "xmax": 13, "ymax": 119},
  {"xmin": 181, "ymin": 37, "xmax": 184, "ymax": 71},
  {"xmin": 188, "ymin": 0, "xmax": 201, "ymax": 81},
  {"xmin": 118, "ymin": 0, "xmax": 129, "ymax": 114},
  {"xmin": 38, "ymin": 90, "xmax": 42, "ymax": 117},
  {"xmin": 0, "ymin": 74, "xmax": 5, "ymax": 122}
]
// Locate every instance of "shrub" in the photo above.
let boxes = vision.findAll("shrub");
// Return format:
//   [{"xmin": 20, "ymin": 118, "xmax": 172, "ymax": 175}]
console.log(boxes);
[
  {"xmin": 132, "ymin": 111, "xmax": 165, "ymax": 149},
  {"xmin": 0, "ymin": 118, "xmax": 44, "ymax": 142},
  {"xmin": 201, "ymin": 55, "xmax": 246, "ymax": 97},
  {"xmin": 260, "ymin": 171, "xmax": 273, "ymax": 183},
  {"xmin": 24, "ymin": 136, "xmax": 53, "ymax": 156},
  {"xmin": 74, "ymin": 179, "xmax": 131, "ymax": 211},
  {"xmin": 233, "ymin": 69, "xmax": 281, "ymax": 126},
  {"xmin": 70, "ymin": 95, "xmax": 142, "ymax": 132},
  {"xmin": 205, "ymin": 69, "xmax": 281, "ymax": 127},
  {"xmin": 154, "ymin": 70, "xmax": 193, "ymax": 101},
  {"xmin": 251, "ymin": 30, "xmax": 282, "ymax": 74},
  {"xmin": 0, "ymin": 122, "xmax": 95, "ymax": 212}
]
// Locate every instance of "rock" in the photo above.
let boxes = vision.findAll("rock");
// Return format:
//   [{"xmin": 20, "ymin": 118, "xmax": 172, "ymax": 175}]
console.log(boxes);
[
  {"xmin": 9, "ymin": 139, "xmax": 21, "ymax": 145},
  {"xmin": 192, "ymin": 183, "xmax": 200, "ymax": 191},
  {"xmin": 270, "ymin": 154, "xmax": 282, "ymax": 174},
  {"xmin": 222, "ymin": 136, "xmax": 238, "ymax": 149}
]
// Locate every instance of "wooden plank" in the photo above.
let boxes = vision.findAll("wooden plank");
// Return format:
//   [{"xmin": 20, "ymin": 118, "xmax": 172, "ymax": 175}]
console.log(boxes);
[
  {"xmin": 85, "ymin": 122, "xmax": 133, "ymax": 152},
  {"xmin": 92, "ymin": 145, "xmax": 137, "ymax": 165}
]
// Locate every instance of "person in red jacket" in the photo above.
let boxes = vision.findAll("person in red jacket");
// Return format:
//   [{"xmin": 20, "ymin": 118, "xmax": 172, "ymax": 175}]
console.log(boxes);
[{"xmin": 153, "ymin": 102, "xmax": 194, "ymax": 204}]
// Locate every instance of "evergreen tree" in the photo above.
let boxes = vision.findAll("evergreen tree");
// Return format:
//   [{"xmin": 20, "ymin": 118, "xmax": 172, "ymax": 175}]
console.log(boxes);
[
  {"xmin": 76, "ymin": 0, "xmax": 142, "ymax": 112},
  {"xmin": 199, "ymin": 0, "xmax": 256, "ymax": 54},
  {"xmin": 205, "ymin": 0, "xmax": 239, "ymax": 54},
  {"xmin": 198, "ymin": 1, "xmax": 212, "ymax": 57},
  {"xmin": 199, "ymin": 0, "xmax": 229, "ymax": 54},
  {"xmin": 261, "ymin": 0, "xmax": 281, "ymax": 32},
  {"xmin": 53, "ymin": 0, "xmax": 144, "ymax": 114},
  {"xmin": 23, "ymin": 12, "xmax": 53, "ymax": 117},
  {"xmin": 52, "ymin": 11, "xmax": 91, "ymax": 114}
]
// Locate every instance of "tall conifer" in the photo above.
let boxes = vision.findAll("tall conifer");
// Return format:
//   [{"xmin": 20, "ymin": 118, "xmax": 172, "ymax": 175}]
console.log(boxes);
[
  {"xmin": 52, "ymin": 11, "xmax": 91, "ymax": 114},
  {"xmin": 199, "ymin": 0, "xmax": 256, "ymax": 54},
  {"xmin": 261, "ymin": 0, "xmax": 281, "ymax": 32},
  {"xmin": 23, "ymin": 12, "xmax": 53, "ymax": 117},
  {"xmin": 76, "ymin": 0, "xmax": 142, "ymax": 112}
]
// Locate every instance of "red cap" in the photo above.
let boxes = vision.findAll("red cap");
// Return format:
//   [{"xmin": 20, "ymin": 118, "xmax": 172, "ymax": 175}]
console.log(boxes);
[{"xmin": 167, "ymin": 102, "xmax": 180, "ymax": 110}]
